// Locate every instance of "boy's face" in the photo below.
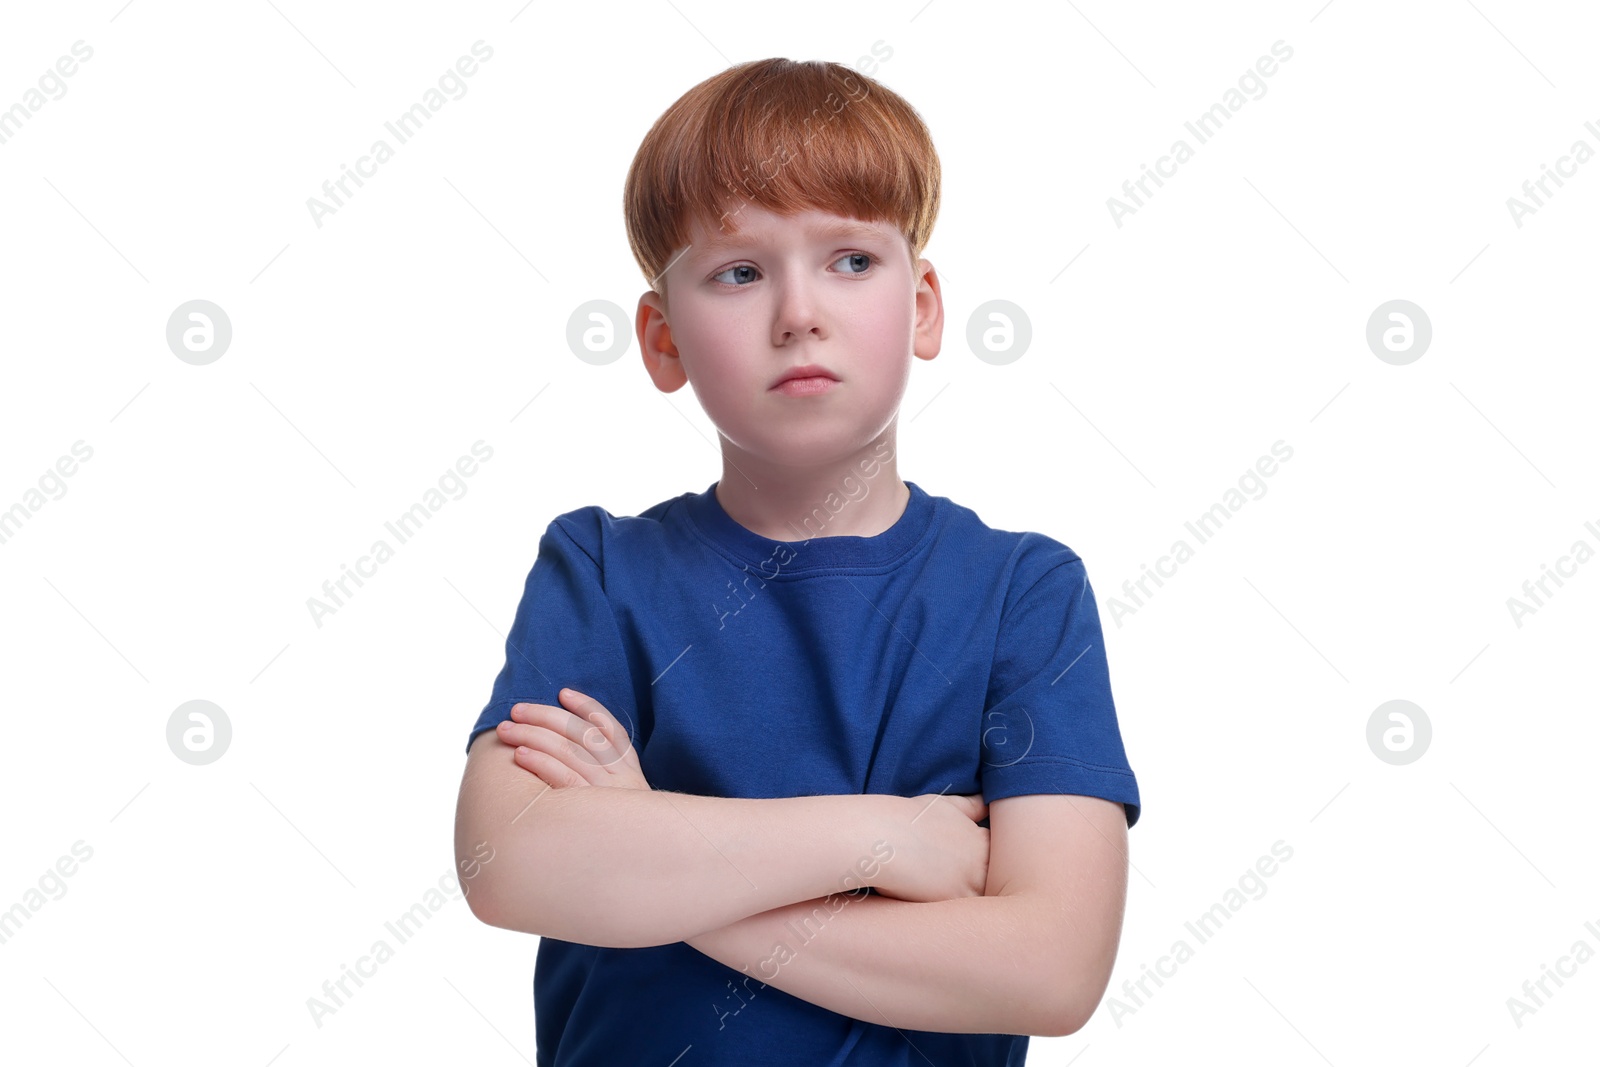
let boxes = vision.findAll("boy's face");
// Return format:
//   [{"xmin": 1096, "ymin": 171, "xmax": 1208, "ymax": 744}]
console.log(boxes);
[{"xmin": 637, "ymin": 203, "xmax": 942, "ymax": 468}]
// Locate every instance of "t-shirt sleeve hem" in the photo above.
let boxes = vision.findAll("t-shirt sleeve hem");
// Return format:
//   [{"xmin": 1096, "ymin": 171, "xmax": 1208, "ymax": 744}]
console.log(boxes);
[
  {"xmin": 982, "ymin": 756, "xmax": 1142, "ymax": 828},
  {"xmin": 464, "ymin": 697, "xmax": 536, "ymax": 754}
]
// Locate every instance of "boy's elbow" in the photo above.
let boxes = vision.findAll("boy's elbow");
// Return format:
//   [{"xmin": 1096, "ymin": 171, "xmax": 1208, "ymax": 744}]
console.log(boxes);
[
  {"xmin": 455, "ymin": 836, "xmax": 511, "ymax": 930},
  {"xmin": 461, "ymin": 870, "xmax": 507, "ymax": 929},
  {"xmin": 456, "ymin": 850, "xmax": 551, "ymax": 936},
  {"xmin": 1046, "ymin": 1000, "xmax": 1089, "ymax": 1038},
  {"xmin": 463, "ymin": 885, "xmax": 667, "ymax": 948},
  {"xmin": 452, "ymin": 830, "xmax": 662, "ymax": 947},
  {"xmin": 453, "ymin": 730, "xmax": 561, "ymax": 935},
  {"xmin": 453, "ymin": 812, "xmax": 561, "ymax": 937},
  {"xmin": 463, "ymin": 891, "xmax": 538, "ymax": 937},
  {"xmin": 1045, "ymin": 962, "xmax": 1111, "ymax": 1036}
]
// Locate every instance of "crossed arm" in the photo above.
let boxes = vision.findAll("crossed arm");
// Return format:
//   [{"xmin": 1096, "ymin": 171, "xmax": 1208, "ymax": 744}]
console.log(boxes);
[
  {"xmin": 454, "ymin": 697, "xmax": 1130, "ymax": 1037},
  {"xmin": 677, "ymin": 791, "xmax": 1129, "ymax": 1036}
]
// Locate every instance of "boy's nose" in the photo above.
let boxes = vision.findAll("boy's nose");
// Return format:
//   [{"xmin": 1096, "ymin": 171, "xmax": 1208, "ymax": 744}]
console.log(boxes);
[{"xmin": 772, "ymin": 284, "xmax": 825, "ymax": 345}]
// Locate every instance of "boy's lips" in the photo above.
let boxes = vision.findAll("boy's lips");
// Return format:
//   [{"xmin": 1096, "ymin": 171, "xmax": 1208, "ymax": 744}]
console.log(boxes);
[
  {"xmin": 769, "ymin": 363, "xmax": 839, "ymax": 389},
  {"xmin": 771, "ymin": 375, "xmax": 838, "ymax": 397}
]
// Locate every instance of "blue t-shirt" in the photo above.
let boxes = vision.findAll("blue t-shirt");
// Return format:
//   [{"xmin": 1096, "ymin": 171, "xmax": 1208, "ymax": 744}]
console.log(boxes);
[{"xmin": 466, "ymin": 479, "xmax": 1140, "ymax": 1067}]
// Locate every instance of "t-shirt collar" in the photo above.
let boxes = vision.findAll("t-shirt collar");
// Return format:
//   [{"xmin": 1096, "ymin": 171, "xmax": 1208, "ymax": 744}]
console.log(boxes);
[{"xmin": 683, "ymin": 478, "xmax": 937, "ymax": 574}]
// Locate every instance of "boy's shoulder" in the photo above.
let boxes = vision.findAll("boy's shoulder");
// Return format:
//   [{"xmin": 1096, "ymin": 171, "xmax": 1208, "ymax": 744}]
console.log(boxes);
[
  {"xmin": 536, "ymin": 489, "xmax": 695, "ymax": 563},
  {"xmin": 938, "ymin": 490, "xmax": 1088, "ymax": 577}
]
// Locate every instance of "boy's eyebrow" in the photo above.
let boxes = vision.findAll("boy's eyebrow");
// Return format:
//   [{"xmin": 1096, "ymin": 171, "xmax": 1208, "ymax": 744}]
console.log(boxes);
[{"xmin": 694, "ymin": 218, "xmax": 892, "ymax": 256}]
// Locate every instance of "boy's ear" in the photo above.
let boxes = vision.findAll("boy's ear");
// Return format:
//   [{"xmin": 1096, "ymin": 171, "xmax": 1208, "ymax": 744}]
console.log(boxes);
[
  {"xmin": 637, "ymin": 290, "xmax": 689, "ymax": 393},
  {"xmin": 912, "ymin": 258, "xmax": 944, "ymax": 363}
]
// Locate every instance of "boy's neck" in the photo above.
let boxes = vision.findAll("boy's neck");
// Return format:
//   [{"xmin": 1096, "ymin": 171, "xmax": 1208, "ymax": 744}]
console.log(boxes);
[{"xmin": 712, "ymin": 446, "xmax": 909, "ymax": 543}]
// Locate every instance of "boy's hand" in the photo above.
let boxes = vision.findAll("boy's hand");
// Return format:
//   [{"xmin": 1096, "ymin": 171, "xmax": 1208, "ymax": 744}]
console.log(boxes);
[
  {"xmin": 872, "ymin": 792, "xmax": 990, "ymax": 903},
  {"xmin": 496, "ymin": 688, "xmax": 652, "ymax": 791}
]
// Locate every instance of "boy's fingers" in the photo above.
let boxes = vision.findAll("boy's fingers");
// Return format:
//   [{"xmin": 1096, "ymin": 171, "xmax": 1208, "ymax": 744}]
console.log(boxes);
[
  {"xmin": 580, "ymin": 720, "xmax": 618, "ymax": 760},
  {"xmin": 511, "ymin": 700, "xmax": 565, "ymax": 720},
  {"xmin": 560, "ymin": 688, "xmax": 609, "ymax": 725},
  {"xmin": 498, "ymin": 720, "xmax": 601, "ymax": 767},
  {"xmin": 584, "ymin": 705, "xmax": 628, "ymax": 746},
  {"xmin": 514, "ymin": 746, "xmax": 587, "ymax": 788},
  {"xmin": 513, "ymin": 700, "xmax": 602, "ymax": 752},
  {"xmin": 510, "ymin": 701, "xmax": 569, "ymax": 731},
  {"xmin": 560, "ymin": 689, "xmax": 633, "ymax": 764}
]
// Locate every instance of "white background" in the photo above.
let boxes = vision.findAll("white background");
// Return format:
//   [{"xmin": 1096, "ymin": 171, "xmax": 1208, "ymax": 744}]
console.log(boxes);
[{"xmin": 1, "ymin": 1, "xmax": 1596, "ymax": 1063}]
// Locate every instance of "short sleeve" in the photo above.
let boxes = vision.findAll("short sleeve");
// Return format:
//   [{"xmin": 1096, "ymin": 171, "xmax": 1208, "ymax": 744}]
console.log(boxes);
[
  {"xmin": 979, "ymin": 552, "xmax": 1141, "ymax": 828},
  {"xmin": 465, "ymin": 515, "xmax": 639, "ymax": 754}
]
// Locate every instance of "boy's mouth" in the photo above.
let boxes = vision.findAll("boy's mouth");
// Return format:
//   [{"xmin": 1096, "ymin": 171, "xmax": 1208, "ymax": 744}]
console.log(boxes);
[
  {"xmin": 770, "ymin": 363, "xmax": 840, "ymax": 390},
  {"xmin": 771, "ymin": 375, "xmax": 838, "ymax": 397}
]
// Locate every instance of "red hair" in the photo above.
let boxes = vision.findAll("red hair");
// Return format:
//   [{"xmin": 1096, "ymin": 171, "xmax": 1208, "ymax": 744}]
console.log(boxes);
[{"xmin": 623, "ymin": 58, "xmax": 941, "ymax": 297}]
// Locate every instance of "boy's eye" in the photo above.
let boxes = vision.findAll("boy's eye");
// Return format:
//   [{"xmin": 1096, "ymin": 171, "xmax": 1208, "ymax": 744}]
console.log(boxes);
[
  {"xmin": 712, "ymin": 264, "xmax": 761, "ymax": 286},
  {"xmin": 709, "ymin": 252, "xmax": 876, "ymax": 287}
]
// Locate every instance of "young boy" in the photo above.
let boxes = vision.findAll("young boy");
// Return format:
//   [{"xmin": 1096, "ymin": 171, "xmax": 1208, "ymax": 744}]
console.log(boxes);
[{"xmin": 454, "ymin": 57, "xmax": 1141, "ymax": 1066}]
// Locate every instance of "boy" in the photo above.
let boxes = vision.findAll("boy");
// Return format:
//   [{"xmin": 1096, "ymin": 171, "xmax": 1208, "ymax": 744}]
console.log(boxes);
[{"xmin": 454, "ymin": 57, "xmax": 1141, "ymax": 1066}]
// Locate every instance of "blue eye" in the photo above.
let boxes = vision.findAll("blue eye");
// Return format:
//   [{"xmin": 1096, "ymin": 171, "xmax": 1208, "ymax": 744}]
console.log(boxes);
[
  {"xmin": 711, "ymin": 264, "xmax": 761, "ymax": 286},
  {"xmin": 709, "ymin": 252, "xmax": 877, "ymax": 287}
]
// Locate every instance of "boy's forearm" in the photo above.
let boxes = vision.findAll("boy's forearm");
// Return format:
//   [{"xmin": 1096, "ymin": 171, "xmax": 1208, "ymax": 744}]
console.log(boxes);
[
  {"xmin": 685, "ymin": 891, "xmax": 1074, "ymax": 1036},
  {"xmin": 472, "ymin": 785, "xmax": 894, "ymax": 948}
]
